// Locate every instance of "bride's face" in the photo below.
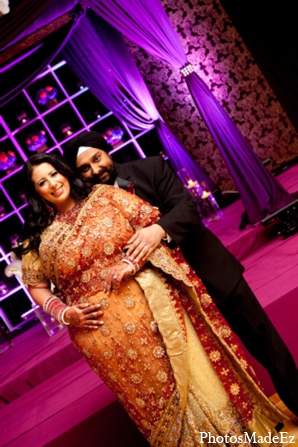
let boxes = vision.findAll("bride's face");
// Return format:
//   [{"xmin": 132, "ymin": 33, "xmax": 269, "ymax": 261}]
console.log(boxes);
[{"xmin": 31, "ymin": 162, "xmax": 75, "ymax": 212}]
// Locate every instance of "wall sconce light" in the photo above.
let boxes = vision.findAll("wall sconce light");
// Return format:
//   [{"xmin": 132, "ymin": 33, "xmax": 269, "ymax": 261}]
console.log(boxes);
[
  {"xmin": 159, "ymin": 151, "xmax": 169, "ymax": 161},
  {"xmin": 0, "ymin": 281, "xmax": 8, "ymax": 296},
  {"xmin": 77, "ymin": 82, "xmax": 85, "ymax": 90},
  {"xmin": 60, "ymin": 123, "xmax": 73, "ymax": 137},
  {"xmin": 16, "ymin": 111, "xmax": 28, "ymax": 124},
  {"xmin": 19, "ymin": 191, "xmax": 27, "ymax": 203},
  {"xmin": 0, "ymin": 204, "xmax": 6, "ymax": 218}
]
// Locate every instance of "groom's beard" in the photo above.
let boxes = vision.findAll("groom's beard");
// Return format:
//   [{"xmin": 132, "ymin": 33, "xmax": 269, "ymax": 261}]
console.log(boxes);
[{"xmin": 90, "ymin": 164, "xmax": 117, "ymax": 186}]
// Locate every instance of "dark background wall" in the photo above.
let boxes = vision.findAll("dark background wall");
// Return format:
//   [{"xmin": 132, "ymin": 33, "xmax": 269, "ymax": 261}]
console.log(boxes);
[{"xmin": 220, "ymin": 0, "xmax": 298, "ymax": 132}]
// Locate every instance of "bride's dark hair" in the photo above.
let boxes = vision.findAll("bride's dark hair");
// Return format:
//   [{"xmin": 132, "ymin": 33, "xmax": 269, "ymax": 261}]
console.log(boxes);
[{"xmin": 20, "ymin": 153, "xmax": 91, "ymax": 255}]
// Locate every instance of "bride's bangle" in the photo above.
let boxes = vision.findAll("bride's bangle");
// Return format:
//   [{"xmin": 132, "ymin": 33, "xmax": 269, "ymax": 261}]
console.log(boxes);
[
  {"xmin": 43, "ymin": 295, "xmax": 70, "ymax": 325},
  {"xmin": 121, "ymin": 257, "xmax": 140, "ymax": 275},
  {"xmin": 121, "ymin": 258, "xmax": 136, "ymax": 274},
  {"xmin": 61, "ymin": 307, "xmax": 70, "ymax": 325}
]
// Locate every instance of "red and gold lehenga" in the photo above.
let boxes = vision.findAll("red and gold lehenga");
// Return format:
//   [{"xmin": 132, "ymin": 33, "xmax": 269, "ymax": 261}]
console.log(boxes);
[{"xmin": 22, "ymin": 185, "xmax": 287, "ymax": 446}]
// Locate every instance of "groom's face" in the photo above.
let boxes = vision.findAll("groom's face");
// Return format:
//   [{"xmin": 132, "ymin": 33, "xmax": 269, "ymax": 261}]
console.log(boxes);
[{"xmin": 76, "ymin": 148, "xmax": 116, "ymax": 185}]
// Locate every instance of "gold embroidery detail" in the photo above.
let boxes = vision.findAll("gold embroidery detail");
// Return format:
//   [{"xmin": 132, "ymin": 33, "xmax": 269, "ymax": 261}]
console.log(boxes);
[
  {"xmin": 180, "ymin": 262, "xmax": 190, "ymax": 274},
  {"xmin": 124, "ymin": 322, "xmax": 136, "ymax": 334},
  {"xmin": 158, "ymin": 397, "xmax": 165, "ymax": 409},
  {"xmin": 141, "ymin": 204, "xmax": 152, "ymax": 214},
  {"xmin": 100, "ymin": 325, "xmax": 110, "ymax": 336},
  {"xmin": 102, "ymin": 217, "xmax": 113, "ymax": 228},
  {"xmin": 102, "ymin": 350, "xmax": 112, "ymax": 359},
  {"xmin": 218, "ymin": 326, "xmax": 232, "ymax": 337},
  {"xmin": 82, "ymin": 348, "xmax": 91, "ymax": 358},
  {"xmin": 121, "ymin": 198, "xmax": 130, "ymax": 207},
  {"xmin": 230, "ymin": 383, "xmax": 240, "ymax": 395},
  {"xmin": 150, "ymin": 321, "xmax": 158, "ymax": 332},
  {"xmin": 124, "ymin": 295, "xmax": 135, "ymax": 308},
  {"xmin": 65, "ymin": 258, "xmax": 75, "ymax": 267},
  {"xmin": 82, "ymin": 247, "xmax": 92, "ymax": 257},
  {"xmin": 147, "ymin": 245, "xmax": 192, "ymax": 286},
  {"xmin": 82, "ymin": 271, "xmax": 91, "ymax": 283},
  {"xmin": 136, "ymin": 398, "xmax": 146, "ymax": 408},
  {"xmin": 200, "ymin": 293, "xmax": 212, "ymax": 305},
  {"xmin": 99, "ymin": 297, "xmax": 110, "ymax": 309},
  {"xmin": 108, "ymin": 372, "xmax": 117, "ymax": 381},
  {"xmin": 80, "ymin": 226, "xmax": 89, "ymax": 236},
  {"xmin": 141, "ymin": 420, "xmax": 151, "ymax": 429},
  {"xmin": 131, "ymin": 373, "xmax": 142, "ymax": 384},
  {"xmin": 127, "ymin": 349, "xmax": 137, "ymax": 359},
  {"xmin": 239, "ymin": 358, "xmax": 248, "ymax": 369},
  {"xmin": 104, "ymin": 243, "xmax": 114, "ymax": 255},
  {"xmin": 149, "ymin": 388, "xmax": 181, "ymax": 446},
  {"xmin": 153, "ymin": 346, "xmax": 165, "ymax": 358},
  {"xmin": 209, "ymin": 350, "xmax": 221, "ymax": 362},
  {"xmin": 157, "ymin": 370, "xmax": 168, "ymax": 383}
]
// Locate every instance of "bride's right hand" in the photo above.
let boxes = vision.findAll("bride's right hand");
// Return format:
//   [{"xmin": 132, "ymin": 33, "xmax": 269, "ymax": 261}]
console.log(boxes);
[
  {"xmin": 64, "ymin": 303, "xmax": 103, "ymax": 329},
  {"xmin": 103, "ymin": 262, "xmax": 134, "ymax": 295}
]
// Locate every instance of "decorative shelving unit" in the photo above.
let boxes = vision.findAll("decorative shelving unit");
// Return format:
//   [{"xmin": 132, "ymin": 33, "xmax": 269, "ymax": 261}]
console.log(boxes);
[{"xmin": 0, "ymin": 55, "xmax": 161, "ymax": 331}]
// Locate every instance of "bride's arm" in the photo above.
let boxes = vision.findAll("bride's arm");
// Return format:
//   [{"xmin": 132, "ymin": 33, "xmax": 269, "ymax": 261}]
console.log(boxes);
[{"xmin": 28, "ymin": 282, "xmax": 103, "ymax": 329}]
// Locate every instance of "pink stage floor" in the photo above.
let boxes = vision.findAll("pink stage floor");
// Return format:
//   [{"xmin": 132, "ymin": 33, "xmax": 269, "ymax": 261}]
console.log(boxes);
[
  {"xmin": 208, "ymin": 164, "xmax": 298, "ymax": 260},
  {"xmin": 1, "ymin": 165, "xmax": 298, "ymax": 446}
]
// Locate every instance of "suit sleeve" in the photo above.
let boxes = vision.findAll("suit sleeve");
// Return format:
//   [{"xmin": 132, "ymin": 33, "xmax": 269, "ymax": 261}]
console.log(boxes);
[{"xmin": 148, "ymin": 158, "xmax": 204, "ymax": 246}]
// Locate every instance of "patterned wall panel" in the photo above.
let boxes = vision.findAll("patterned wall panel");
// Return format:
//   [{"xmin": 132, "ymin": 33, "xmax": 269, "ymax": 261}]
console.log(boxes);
[{"xmin": 125, "ymin": 0, "xmax": 298, "ymax": 190}]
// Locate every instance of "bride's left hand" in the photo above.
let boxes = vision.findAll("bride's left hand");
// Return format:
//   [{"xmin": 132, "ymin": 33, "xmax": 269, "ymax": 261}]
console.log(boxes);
[
  {"xmin": 64, "ymin": 303, "xmax": 103, "ymax": 329},
  {"xmin": 103, "ymin": 263, "xmax": 134, "ymax": 295}
]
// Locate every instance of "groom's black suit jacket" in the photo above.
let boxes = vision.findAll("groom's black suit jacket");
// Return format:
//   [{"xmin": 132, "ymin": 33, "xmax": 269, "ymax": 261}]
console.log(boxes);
[{"xmin": 115, "ymin": 156, "xmax": 244, "ymax": 302}]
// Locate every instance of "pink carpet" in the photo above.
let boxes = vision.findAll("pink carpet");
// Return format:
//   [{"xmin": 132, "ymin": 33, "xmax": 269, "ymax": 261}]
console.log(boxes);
[
  {"xmin": 0, "ymin": 325, "xmax": 81, "ymax": 408},
  {"xmin": 0, "ymin": 359, "xmax": 148, "ymax": 447}
]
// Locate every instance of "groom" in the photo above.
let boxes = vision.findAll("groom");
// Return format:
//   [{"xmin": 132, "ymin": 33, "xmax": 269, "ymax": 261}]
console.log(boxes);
[{"xmin": 63, "ymin": 131, "xmax": 298, "ymax": 417}]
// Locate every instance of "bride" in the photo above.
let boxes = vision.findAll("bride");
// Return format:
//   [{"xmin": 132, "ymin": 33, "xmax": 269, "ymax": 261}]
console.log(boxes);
[{"xmin": 21, "ymin": 153, "xmax": 286, "ymax": 446}]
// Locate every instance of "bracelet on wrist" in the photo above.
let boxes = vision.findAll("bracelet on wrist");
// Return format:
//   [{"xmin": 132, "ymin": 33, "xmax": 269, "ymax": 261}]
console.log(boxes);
[
  {"xmin": 121, "ymin": 258, "xmax": 136, "ymax": 274},
  {"xmin": 60, "ymin": 307, "xmax": 70, "ymax": 325},
  {"xmin": 121, "ymin": 256, "xmax": 140, "ymax": 275},
  {"xmin": 43, "ymin": 295, "xmax": 69, "ymax": 325}
]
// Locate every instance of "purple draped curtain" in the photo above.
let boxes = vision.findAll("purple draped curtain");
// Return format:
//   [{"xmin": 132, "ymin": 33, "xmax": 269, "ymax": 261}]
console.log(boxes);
[
  {"xmin": 0, "ymin": 0, "xmax": 53, "ymax": 49},
  {"xmin": 87, "ymin": 0, "xmax": 293, "ymax": 222},
  {"xmin": 1, "ymin": 1, "xmax": 83, "ymax": 107},
  {"xmin": 1, "ymin": 0, "xmax": 79, "ymax": 51},
  {"xmin": 1, "ymin": 21, "xmax": 78, "ymax": 107},
  {"xmin": 61, "ymin": 9, "xmax": 215, "ymax": 189}
]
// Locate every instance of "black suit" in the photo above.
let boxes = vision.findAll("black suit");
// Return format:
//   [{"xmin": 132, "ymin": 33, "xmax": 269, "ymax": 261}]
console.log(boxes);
[{"xmin": 115, "ymin": 156, "xmax": 298, "ymax": 415}]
